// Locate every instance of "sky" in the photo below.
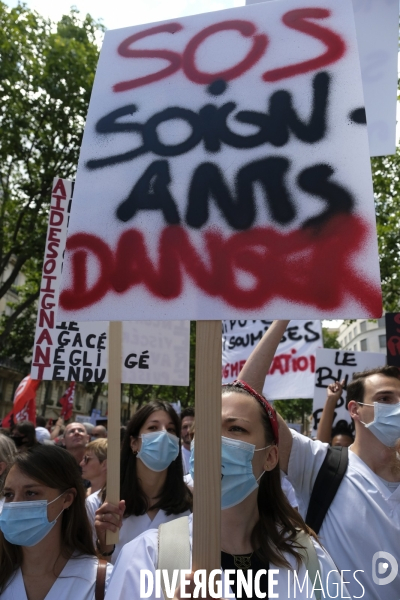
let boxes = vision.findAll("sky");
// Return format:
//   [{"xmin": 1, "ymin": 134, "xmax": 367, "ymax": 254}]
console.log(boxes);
[{"xmin": 3, "ymin": 0, "xmax": 245, "ymax": 29}]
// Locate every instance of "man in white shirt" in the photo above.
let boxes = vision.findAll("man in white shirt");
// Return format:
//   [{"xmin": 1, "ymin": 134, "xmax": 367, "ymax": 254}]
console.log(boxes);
[
  {"xmin": 180, "ymin": 408, "xmax": 194, "ymax": 475},
  {"xmin": 278, "ymin": 366, "xmax": 400, "ymax": 600},
  {"xmin": 238, "ymin": 320, "xmax": 400, "ymax": 600}
]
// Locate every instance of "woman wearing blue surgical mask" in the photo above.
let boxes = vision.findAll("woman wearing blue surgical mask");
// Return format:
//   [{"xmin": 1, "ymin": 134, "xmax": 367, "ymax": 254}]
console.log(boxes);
[
  {"xmin": 89, "ymin": 400, "xmax": 192, "ymax": 563},
  {"xmin": 0, "ymin": 444, "xmax": 112, "ymax": 600},
  {"xmin": 104, "ymin": 378, "xmax": 351, "ymax": 600}
]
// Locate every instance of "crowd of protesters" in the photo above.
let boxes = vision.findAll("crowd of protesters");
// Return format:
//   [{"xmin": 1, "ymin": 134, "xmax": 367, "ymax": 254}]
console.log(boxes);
[{"xmin": 0, "ymin": 320, "xmax": 398, "ymax": 599}]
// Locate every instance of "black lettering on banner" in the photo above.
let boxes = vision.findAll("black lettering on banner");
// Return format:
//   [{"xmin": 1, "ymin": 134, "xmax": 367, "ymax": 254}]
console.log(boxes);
[
  {"xmin": 54, "ymin": 348, "xmax": 65, "ymax": 365},
  {"xmin": 72, "ymin": 333, "xmax": 83, "ymax": 347},
  {"xmin": 87, "ymin": 72, "xmax": 330, "ymax": 170},
  {"xmin": 58, "ymin": 331, "xmax": 70, "ymax": 347},
  {"xmin": 86, "ymin": 334, "xmax": 96, "ymax": 348},
  {"xmin": 116, "ymin": 160, "xmax": 180, "ymax": 224},
  {"xmin": 97, "ymin": 333, "xmax": 107, "ymax": 350},
  {"xmin": 315, "ymin": 367, "xmax": 349, "ymax": 389},
  {"xmin": 83, "ymin": 351, "xmax": 92, "ymax": 366},
  {"xmin": 334, "ymin": 352, "xmax": 357, "ymax": 366},
  {"xmin": 68, "ymin": 366, "xmax": 81, "ymax": 380},
  {"xmin": 69, "ymin": 322, "xmax": 79, "ymax": 331},
  {"xmin": 139, "ymin": 350, "xmax": 150, "ymax": 369},
  {"xmin": 70, "ymin": 350, "xmax": 82, "ymax": 366},
  {"xmin": 52, "ymin": 366, "xmax": 64, "ymax": 380},
  {"xmin": 286, "ymin": 326, "xmax": 302, "ymax": 342},
  {"xmin": 304, "ymin": 321, "xmax": 321, "ymax": 342}
]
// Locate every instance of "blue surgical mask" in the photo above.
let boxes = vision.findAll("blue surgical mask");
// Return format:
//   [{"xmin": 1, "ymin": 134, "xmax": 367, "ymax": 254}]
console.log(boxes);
[
  {"xmin": 0, "ymin": 492, "xmax": 65, "ymax": 546},
  {"xmin": 360, "ymin": 402, "xmax": 400, "ymax": 447},
  {"xmin": 190, "ymin": 437, "xmax": 270, "ymax": 509},
  {"xmin": 137, "ymin": 431, "xmax": 179, "ymax": 472}
]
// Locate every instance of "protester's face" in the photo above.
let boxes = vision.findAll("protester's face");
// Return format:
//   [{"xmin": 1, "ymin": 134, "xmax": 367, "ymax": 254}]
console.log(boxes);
[
  {"xmin": 130, "ymin": 410, "xmax": 178, "ymax": 453},
  {"xmin": 352, "ymin": 374, "xmax": 400, "ymax": 426},
  {"xmin": 64, "ymin": 423, "xmax": 89, "ymax": 449},
  {"xmin": 80, "ymin": 450, "xmax": 106, "ymax": 482},
  {"xmin": 92, "ymin": 426, "xmax": 107, "ymax": 439},
  {"xmin": 181, "ymin": 417, "xmax": 194, "ymax": 446},
  {"xmin": 3, "ymin": 465, "xmax": 75, "ymax": 520},
  {"xmin": 331, "ymin": 434, "xmax": 353, "ymax": 447},
  {"xmin": 221, "ymin": 392, "xmax": 278, "ymax": 477}
]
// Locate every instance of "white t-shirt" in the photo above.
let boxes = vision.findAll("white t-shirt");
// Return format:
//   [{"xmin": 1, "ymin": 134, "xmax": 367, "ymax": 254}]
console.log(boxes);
[
  {"xmin": 280, "ymin": 471, "xmax": 298, "ymax": 509},
  {"xmin": 85, "ymin": 491, "xmax": 191, "ymax": 564},
  {"xmin": 104, "ymin": 514, "xmax": 351, "ymax": 600},
  {"xmin": 0, "ymin": 554, "xmax": 112, "ymax": 600},
  {"xmin": 181, "ymin": 446, "xmax": 191, "ymax": 475},
  {"xmin": 288, "ymin": 430, "xmax": 400, "ymax": 600}
]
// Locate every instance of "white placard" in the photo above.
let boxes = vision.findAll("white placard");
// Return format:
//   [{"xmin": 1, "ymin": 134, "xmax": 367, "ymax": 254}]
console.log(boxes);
[
  {"xmin": 58, "ymin": 0, "xmax": 381, "ymax": 322},
  {"xmin": 31, "ymin": 178, "xmax": 190, "ymax": 385},
  {"xmin": 311, "ymin": 347, "xmax": 386, "ymax": 435},
  {"xmin": 222, "ymin": 320, "xmax": 323, "ymax": 399},
  {"xmin": 249, "ymin": 0, "xmax": 399, "ymax": 157}
]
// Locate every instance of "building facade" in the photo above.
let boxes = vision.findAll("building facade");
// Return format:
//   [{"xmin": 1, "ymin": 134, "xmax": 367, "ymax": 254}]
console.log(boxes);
[{"xmin": 337, "ymin": 317, "xmax": 387, "ymax": 355}]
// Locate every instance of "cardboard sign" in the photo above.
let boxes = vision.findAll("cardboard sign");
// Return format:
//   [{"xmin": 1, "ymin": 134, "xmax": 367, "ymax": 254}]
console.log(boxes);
[
  {"xmin": 385, "ymin": 313, "xmax": 400, "ymax": 368},
  {"xmin": 222, "ymin": 320, "xmax": 323, "ymax": 399},
  {"xmin": 58, "ymin": 0, "xmax": 381, "ymax": 323},
  {"xmin": 31, "ymin": 178, "xmax": 190, "ymax": 385},
  {"xmin": 254, "ymin": 0, "xmax": 399, "ymax": 157},
  {"xmin": 311, "ymin": 347, "xmax": 385, "ymax": 435}
]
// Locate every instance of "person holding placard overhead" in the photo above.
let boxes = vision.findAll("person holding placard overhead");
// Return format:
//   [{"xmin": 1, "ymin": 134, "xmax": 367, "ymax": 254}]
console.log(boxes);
[
  {"xmin": 0, "ymin": 444, "xmax": 112, "ymax": 600},
  {"xmin": 103, "ymin": 376, "xmax": 350, "ymax": 599},
  {"xmin": 235, "ymin": 321, "xmax": 400, "ymax": 600},
  {"xmin": 91, "ymin": 400, "xmax": 192, "ymax": 564}
]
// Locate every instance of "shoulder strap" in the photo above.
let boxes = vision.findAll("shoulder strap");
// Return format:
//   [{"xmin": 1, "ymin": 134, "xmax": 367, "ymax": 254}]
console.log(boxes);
[
  {"xmin": 95, "ymin": 558, "xmax": 107, "ymax": 600},
  {"xmin": 158, "ymin": 516, "xmax": 190, "ymax": 600},
  {"xmin": 295, "ymin": 531, "xmax": 321, "ymax": 600},
  {"xmin": 305, "ymin": 446, "xmax": 348, "ymax": 534}
]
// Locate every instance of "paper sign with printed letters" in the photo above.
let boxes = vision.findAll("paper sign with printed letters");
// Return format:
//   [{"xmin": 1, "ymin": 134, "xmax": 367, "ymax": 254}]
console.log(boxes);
[
  {"xmin": 31, "ymin": 178, "xmax": 190, "ymax": 385},
  {"xmin": 311, "ymin": 347, "xmax": 385, "ymax": 436},
  {"xmin": 58, "ymin": 0, "xmax": 381, "ymax": 322},
  {"xmin": 253, "ymin": 0, "xmax": 399, "ymax": 157},
  {"xmin": 222, "ymin": 320, "xmax": 323, "ymax": 399}
]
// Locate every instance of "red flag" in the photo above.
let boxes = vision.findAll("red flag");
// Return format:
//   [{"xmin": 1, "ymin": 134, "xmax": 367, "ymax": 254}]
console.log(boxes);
[
  {"xmin": 1, "ymin": 376, "xmax": 40, "ymax": 427},
  {"xmin": 60, "ymin": 382, "xmax": 75, "ymax": 421}
]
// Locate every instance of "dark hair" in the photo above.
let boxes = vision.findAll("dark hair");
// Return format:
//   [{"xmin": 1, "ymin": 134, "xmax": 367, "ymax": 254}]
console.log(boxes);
[
  {"xmin": 346, "ymin": 366, "xmax": 400, "ymax": 407},
  {"xmin": 12, "ymin": 421, "xmax": 37, "ymax": 449},
  {"xmin": 0, "ymin": 445, "xmax": 96, "ymax": 593},
  {"xmin": 35, "ymin": 416, "xmax": 47, "ymax": 428},
  {"xmin": 331, "ymin": 421, "xmax": 354, "ymax": 442},
  {"xmin": 222, "ymin": 385, "xmax": 316, "ymax": 570},
  {"xmin": 181, "ymin": 407, "xmax": 195, "ymax": 420},
  {"xmin": 120, "ymin": 400, "xmax": 192, "ymax": 517}
]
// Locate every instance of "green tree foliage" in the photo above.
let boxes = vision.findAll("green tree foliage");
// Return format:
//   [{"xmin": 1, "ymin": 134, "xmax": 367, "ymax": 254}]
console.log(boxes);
[
  {"xmin": 0, "ymin": 2, "xmax": 104, "ymax": 361},
  {"xmin": 372, "ymin": 148, "xmax": 400, "ymax": 312}
]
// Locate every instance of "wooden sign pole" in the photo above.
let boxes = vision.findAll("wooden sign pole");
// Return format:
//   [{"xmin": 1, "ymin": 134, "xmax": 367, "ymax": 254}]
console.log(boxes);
[
  {"xmin": 192, "ymin": 320, "xmax": 222, "ymax": 572},
  {"xmin": 106, "ymin": 321, "xmax": 122, "ymax": 545}
]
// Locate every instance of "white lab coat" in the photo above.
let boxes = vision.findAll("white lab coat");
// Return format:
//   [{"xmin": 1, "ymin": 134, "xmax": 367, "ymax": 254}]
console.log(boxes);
[
  {"xmin": 85, "ymin": 491, "xmax": 191, "ymax": 564},
  {"xmin": 105, "ymin": 515, "xmax": 353, "ymax": 600},
  {"xmin": 0, "ymin": 554, "xmax": 113, "ymax": 600}
]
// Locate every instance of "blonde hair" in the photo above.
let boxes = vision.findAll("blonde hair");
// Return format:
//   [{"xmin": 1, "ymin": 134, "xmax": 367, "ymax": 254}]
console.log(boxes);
[{"xmin": 85, "ymin": 438, "xmax": 107, "ymax": 462}]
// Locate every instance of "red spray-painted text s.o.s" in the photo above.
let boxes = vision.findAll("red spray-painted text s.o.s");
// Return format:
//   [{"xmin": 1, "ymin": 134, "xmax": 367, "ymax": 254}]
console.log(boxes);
[
  {"xmin": 114, "ymin": 8, "xmax": 346, "ymax": 93},
  {"xmin": 59, "ymin": 215, "xmax": 381, "ymax": 315}
]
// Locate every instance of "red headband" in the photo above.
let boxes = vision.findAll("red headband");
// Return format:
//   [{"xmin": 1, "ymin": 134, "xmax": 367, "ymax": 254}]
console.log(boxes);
[{"xmin": 223, "ymin": 379, "xmax": 279, "ymax": 446}]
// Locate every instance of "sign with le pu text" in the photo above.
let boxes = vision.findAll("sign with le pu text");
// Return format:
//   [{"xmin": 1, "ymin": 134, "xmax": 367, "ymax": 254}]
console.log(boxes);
[
  {"xmin": 222, "ymin": 320, "xmax": 323, "ymax": 400},
  {"xmin": 311, "ymin": 347, "xmax": 385, "ymax": 436},
  {"xmin": 58, "ymin": 0, "xmax": 381, "ymax": 322},
  {"xmin": 31, "ymin": 178, "xmax": 190, "ymax": 385}
]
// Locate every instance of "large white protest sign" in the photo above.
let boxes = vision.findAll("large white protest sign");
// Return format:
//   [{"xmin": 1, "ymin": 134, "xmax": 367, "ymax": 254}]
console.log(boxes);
[
  {"xmin": 31, "ymin": 178, "xmax": 190, "ymax": 385},
  {"xmin": 222, "ymin": 320, "xmax": 323, "ymax": 400},
  {"xmin": 58, "ymin": 0, "xmax": 381, "ymax": 323},
  {"xmin": 311, "ymin": 347, "xmax": 385, "ymax": 436},
  {"xmin": 251, "ymin": 0, "xmax": 399, "ymax": 157}
]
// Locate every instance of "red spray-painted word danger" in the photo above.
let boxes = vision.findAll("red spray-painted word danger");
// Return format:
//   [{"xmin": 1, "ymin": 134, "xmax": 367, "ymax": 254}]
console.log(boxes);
[
  {"xmin": 114, "ymin": 8, "xmax": 345, "ymax": 92},
  {"xmin": 60, "ymin": 215, "xmax": 381, "ymax": 314}
]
